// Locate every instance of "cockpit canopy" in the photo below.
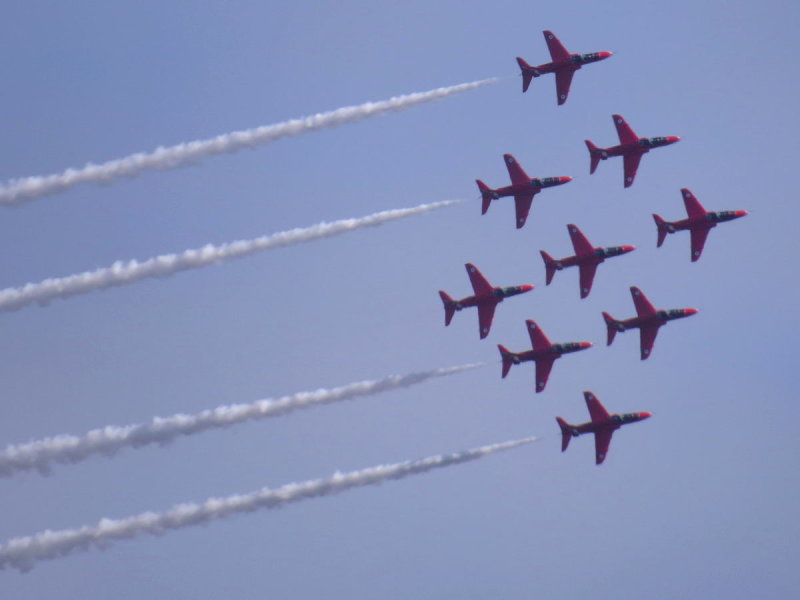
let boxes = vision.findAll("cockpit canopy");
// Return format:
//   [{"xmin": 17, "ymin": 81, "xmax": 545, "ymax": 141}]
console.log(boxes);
[
  {"xmin": 611, "ymin": 413, "xmax": 640, "ymax": 424},
  {"xmin": 708, "ymin": 210, "xmax": 734, "ymax": 221},
  {"xmin": 593, "ymin": 246, "xmax": 624, "ymax": 258},
  {"xmin": 570, "ymin": 53, "xmax": 600, "ymax": 64},
  {"xmin": 657, "ymin": 309, "xmax": 685, "ymax": 319},
  {"xmin": 639, "ymin": 136, "xmax": 668, "ymax": 147},
  {"xmin": 550, "ymin": 342, "xmax": 581, "ymax": 354},
  {"xmin": 495, "ymin": 286, "xmax": 523, "ymax": 298},
  {"xmin": 530, "ymin": 177, "xmax": 559, "ymax": 187}
]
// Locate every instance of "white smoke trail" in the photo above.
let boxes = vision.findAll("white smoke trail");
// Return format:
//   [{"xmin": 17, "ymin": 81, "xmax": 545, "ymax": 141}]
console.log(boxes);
[
  {"xmin": 0, "ymin": 199, "xmax": 458, "ymax": 313},
  {"xmin": 0, "ymin": 79, "xmax": 498, "ymax": 206},
  {"xmin": 0, "ymin": 363, "xmax": 483, "ymax": 477},
  {"xmin": 0, "ymin": 436, "xmax": 536, "ymax": 571}
]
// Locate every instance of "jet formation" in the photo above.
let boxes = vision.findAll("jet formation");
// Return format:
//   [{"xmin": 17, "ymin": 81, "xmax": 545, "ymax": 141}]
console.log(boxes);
[
  {"xmin": 654, "ymin": 188, "xmax": 748, "ymax": 261},
  {"xmin": 437, "ymin": 30, "xmax": 746, "ymax": 464}
]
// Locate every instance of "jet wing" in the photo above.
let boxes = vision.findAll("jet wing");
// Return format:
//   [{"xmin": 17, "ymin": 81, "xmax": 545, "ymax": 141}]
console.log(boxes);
[
  {"xmin": 465, "ymin": 263, "xmax": 493, "ymax": 296},
  {"xmin": 578, "ymin": 262, "xmax": 599, "ymax": 299},
  {"xmin": 690, "ymin": 227, "xmax": 712, "ymax": 262},
  {"xmin": 477, "ymin": 301, "xmax": 498, "ymax": 339},
  {"xmin": 612, "ymin": 114, "xmax": 639, "ymax": 145},
  {"xmin": 681, "ymin": 188, "xmax": 707, "ymax": 218},
  {"xmin": 584, "ymin": 391, "xmax": 611, "ymax": 422},
  {"xmin": 594, "ymin": 429, "xmax": 614, "ymax": 465},
  {"xmin": 623, "ymin": 153, "xmax": 642, "ymax": 188},
  {"xmin": 554, "ymin": 69, "xmax": 575, "ymax": 105},
  {"xmin": 514, "ymin": 194, "xmax": 535, "ymax": 229},
  {"xmin": 535, "ymin": 357, "xmax": 555, "ymax": 393},
  {"xmin": 567, "ymin": 224, "xmax": 594, "ymax": 256},
  {"xmin": 543, "ymin": 31, "xmax": 570, "ymax": 62},
  {"xmin": 639, "ymin": 324, "xmax": 660, "ymax": 360},
  {"xmin": 504, "ymin": 154, "xmax": 530, "ymax": 186},
  {"xmin": 630, "ymin": 287, "xmax": 656, "ymax": 318},
  {"xmin": 526, "ymin": 319, "xmax": 552, "ymax": 351}
]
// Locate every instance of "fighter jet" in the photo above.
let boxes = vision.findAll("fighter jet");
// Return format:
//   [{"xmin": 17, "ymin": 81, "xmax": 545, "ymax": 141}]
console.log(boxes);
[
  {"xmin": 439, "ymin": 264, "xmax": 534, "ymax": 339},
  {"xmin": 585, "ymin": 115, "xmax": 680, "ymax": 188},
  {"xmin": 540, "ymin": 224, "xmax": 635, "ymax": 299},
  {"xmin": 603, "ymin": 286, "xmax": 698, "ymax": 360},
  {"xmin": 476, "ymin": 154, "xmax": 572, "ymax": 229},
  {"xmin": 498, "ymin": 319, "xmax": 592, "ymax": 392},
  {"xmin": 654, "ymin": 188, "xmax": 748, "ymax": 262},
  {"xmin": 556, "ymin": 391, "xmax": 652, "ymax": 465},
  {"xmin": 516, "ymin": 30, "xmax": 613, "ymax": 105}
]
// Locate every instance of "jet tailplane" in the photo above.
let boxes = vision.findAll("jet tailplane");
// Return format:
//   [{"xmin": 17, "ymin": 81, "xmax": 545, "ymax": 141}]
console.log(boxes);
[
  {"xmin": 602, "ymin": 311, "xmax": 620, "ymax": 346},
  {"xmin": 476, "ymin": 180, "xmax": 494, "ymax": 215},
  {"xmin": 540, "ymin": 250, "xmax": 558, "ymax": 285},
  {"xmin": 652, "ymin": 214, "xmax": 669, "ymax": 247},
  {"xmin": 515, "ymin": 57, "xmax": 536, "ymax": 92},
  {"xmin": 498, "ymin": 344, "xmax": 516, "ymax": 378},
  {"xmin": 585, "ymin": 140, "xmax": 603, "ymax": 174},
  {"xmin": 556, "ymin": 417, "xmax": 573, "ymax": 452},
  {"xmin": 439, "ymin": 291, "xmax": 457, "ymax": 326}
]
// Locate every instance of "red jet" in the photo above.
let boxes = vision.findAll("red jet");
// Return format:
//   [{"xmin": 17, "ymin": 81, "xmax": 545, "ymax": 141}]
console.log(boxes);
[
  {"xmin": 498, "ymin": 319, "xmax": 592, "ymax": 392},
  {"xmin": 654, "ymin": 188, "xmax": 748, "ymax": 262},
  {"xmin": 439, "ymin": 264, "xmax": 534, "ymax": 339},
  {"xmin": 603, "ymin": 286, "xmax": 698, "ymax": 360},
  {"xmin": 540, "ymin": 224, "xmax": 635, "ymax": 299},
  {"xmin": 476, "ymin": 154, "xmax": 572, "ymax": 229},
  {"xmin": 556, "ymin": 391, "xmax": 652, "ymax": 465},
  {"xmin": 585, "ymin": 115, "xmax": 680, "ymax": 188},
  {"xmin": 516, "ymin": 30, "xmax": 613, "ymax": 105}
]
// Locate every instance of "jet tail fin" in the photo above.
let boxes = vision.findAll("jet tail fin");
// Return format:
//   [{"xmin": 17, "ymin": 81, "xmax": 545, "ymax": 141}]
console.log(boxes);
[
  {"xmin": 540, "ymin": 250, "xmax": 558, "ymax": 285},
  {"xmin": 515, "ymin": 57, "xmax": 536, "ymax": 92},
  {"xmin": 585, "ymin": 140, "xmax": 602, "ymax": 174},
  {"xmin": 556, "ymin": 417, "xmax": 573, "ymax": 452},
  {"xmin": 439, "ymin": 291, "xmax": 456, "ymax": 326},
  {"xmin": 476, "ymin": 180, "xmax": 494, "ymax": 215},
  {"xmin": 498, "ymin": 344, "xmax": 515, "ymax": 378},
  {"xmin": 653, "ymin": 214, "xmax": 669, "ymax": 247},
  {"xmin": 602, "ymin": 311, "xmax": 619, "ymax": 346}
]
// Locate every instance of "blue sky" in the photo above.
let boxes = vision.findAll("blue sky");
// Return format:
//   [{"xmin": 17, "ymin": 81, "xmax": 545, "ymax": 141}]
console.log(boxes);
[{"xmin": 0, "ymin": 0, "xmax": 797, "ymax": 597}]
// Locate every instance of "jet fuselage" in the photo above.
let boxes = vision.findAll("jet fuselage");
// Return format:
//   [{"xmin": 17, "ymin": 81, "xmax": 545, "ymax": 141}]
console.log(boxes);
[
  {"xmin": 487, "ymin": 176, "xmax": 573, "ymax": 201},
  {"xmin": 450, "ymin": 285, "xmax": 534, "ymax": 312},
  {"xmin": 612, "ymin": 308, "xmax": 698, "ymax": 333}
]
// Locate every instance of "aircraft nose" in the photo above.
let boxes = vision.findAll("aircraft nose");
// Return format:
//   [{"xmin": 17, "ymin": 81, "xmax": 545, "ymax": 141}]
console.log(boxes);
[
  {"xmin": 560, "ymin": 176, "xmax": 573, "ymax": 185},
  {"xmin": 599, "ymin": 51, "xmax": 614, "ymax": 60},
  {"xmin": 520, "ymin": 284, "xmax": 535, "ymax": 293},
  {"xmin": 685, "ymin": 308, "xmax": 699, "ymax": 316},
  {"xmin": 668, "ymin": 136, "xmax": 681, "ymax": 144},
  {"xmin": 736, "ymin": 210, "xmax": 749, "ymax": 218},
  {"xmin": 640, "ymin": 411, "xmax": 653, "ymax": 420},
  {"xmin": 622, "ymin": 245, "xmax": 636, "ymax": 254},
  {"xmin": 580, "ymin": 342, "xmax": 593, "ymax": 350}
]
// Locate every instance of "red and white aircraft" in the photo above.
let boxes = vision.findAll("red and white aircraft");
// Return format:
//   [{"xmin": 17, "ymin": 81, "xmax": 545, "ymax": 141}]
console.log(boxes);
[
  {"xmin": 516, "ymin": 30, "xmax": 613, "ymax": 105},
  {"xmin": 476, "ymin": 154, "xmax": 572, "ymax": 229},
  {"xmin": 498, "ymin": 319, "xmax": 592, "ymax": 393},
  {"xmin": 540, "ymin": 224, "xmax": 635, "ymax": 299},
  {"xmin": 556, "ymin": 392, "xmax": 652, "ymax": 465},
  {"xmin": 585, "ymin": 115, "xmax": 680, "ymax": 188},
  {"xmin": 654, "ymin": 188, "xmax": 748, "ymax": 262},
  {"xmin": 439, "ymin": 264, "xmax": 534, "ymax": 339},
  {"xmin": 603, "ymin": 287, "xmax": 698, "ymax": 360}
]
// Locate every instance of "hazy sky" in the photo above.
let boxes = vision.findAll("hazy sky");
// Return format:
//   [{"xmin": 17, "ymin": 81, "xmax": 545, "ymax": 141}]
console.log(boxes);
[{"xmin": 0, "ymin": 0, "xmax": 797, "ymax": 597}]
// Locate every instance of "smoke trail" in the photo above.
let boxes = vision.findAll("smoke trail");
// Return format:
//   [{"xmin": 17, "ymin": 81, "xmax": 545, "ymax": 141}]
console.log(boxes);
[
  {"xmin": 0, "ymin": 363, "xmax": 483, "ymax": 477},
  {"xmin": 0, "ymin": 79, "xmax": 497, "ymax": 206},
  {"xmin": 0, "ymin": 199, "xmax": 458, "ymax": 313},
  {"xmin": 0, "ymin": 436, "xmax": 536, "ymax": 571}
]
